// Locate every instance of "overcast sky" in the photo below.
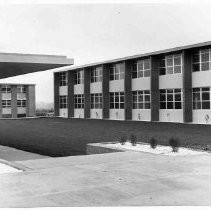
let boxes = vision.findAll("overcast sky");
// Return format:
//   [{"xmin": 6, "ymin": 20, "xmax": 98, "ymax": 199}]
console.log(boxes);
[{"xmin": 0, "ymin": 2, "xmax": 211, "ymax": 104}]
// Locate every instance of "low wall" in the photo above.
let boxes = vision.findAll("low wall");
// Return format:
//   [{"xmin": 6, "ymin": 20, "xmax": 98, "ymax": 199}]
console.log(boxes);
[{"xmin": 86, "ymin": 143, "xmax": 124, "ymax": 155}]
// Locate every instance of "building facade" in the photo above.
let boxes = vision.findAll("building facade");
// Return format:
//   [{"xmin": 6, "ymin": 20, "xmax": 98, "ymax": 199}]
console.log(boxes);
[
  {"xmin": 54, "ymin": 41, "xmax": 211, "ymax": 124},
  {"xmin": 0, "ymin": 84, "xmax": 35, "ymax": 118}
]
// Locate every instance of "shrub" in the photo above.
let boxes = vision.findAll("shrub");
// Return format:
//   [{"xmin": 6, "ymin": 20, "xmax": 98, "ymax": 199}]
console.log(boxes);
[
  {"xmin": 119, "ymin": 135, "xmax": 127, "ymax": 145},
  {"xmin": 130, "ymin": 134, "xmax": 137, "ymax": 146},
  {"xmin": 150, "ymin": 137, "xmax": 158, "ymax": 149},
  {"xmin": 169, "ymin": 138, "xmax": 180, "ymax": 152}
]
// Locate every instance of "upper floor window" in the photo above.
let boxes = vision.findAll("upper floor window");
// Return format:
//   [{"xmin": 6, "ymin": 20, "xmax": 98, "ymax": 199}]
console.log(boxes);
[
  {"xmin": 59, "ymin": 96, "xmax": 68, "ymax": 109},
  {"xmin": 160, "ymin": 54, "xmax": 182, "ymax": 75},
  {"xmin": 17, "ymin": 85, "xmax": 26, "ymax": 93},
  {"xmin": 160, "ymin": 88, "xmax": 182, "ymax": 109},
  {"xmin": 110, "ymin": 63, "xmax": 124, "ymax": 81},
  {"xmin": 193, "ymin": 49, "xmax": 211, "ymax": 72},
  {"xmin": 132, "ymin": 59, "xmax": 150, "ymax": 78},
  {"xmin": 132, "ymin": 90, "xmax": 150, "ymax": 109},
  {"xmin": 2, "ymin": 100, "xmax": 11, "ymax": 108},
  {"xmin": 59, "ymin": 72, "xmax": 68, "ymax": 86},
  {"xmin": 110, "ymin": 92, "xmax": 124, "ymax": 109},
  {"xmin": 74, "ymin": 70, "xmax": 84, "ymax": 85},
  {"xmin": 91, "ymin": 93, "xmax": 102, "ymax": 109},
  {"xmin": 74, "ymin": 94, "xmax": 84, "ymax": 108},
  {"xmin": 91, "ymin": 67, "xmax": 102, "ymax": 83},
  {"xmin": 1, "ymin": 85, "xmax": 11, "ymax": 93},
  {"xmin": 193, "ymin": 87, "xmax": 210, "ymax": 109},
  {"xmin": 17, "ymin": 100, "xmax": 26, "ymax": 107}
]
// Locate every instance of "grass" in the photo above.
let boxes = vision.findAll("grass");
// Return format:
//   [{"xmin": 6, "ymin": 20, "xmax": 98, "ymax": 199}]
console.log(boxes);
[{"xmin": 0, "ymin": 117, "xmax": 211, "ymax": 156}]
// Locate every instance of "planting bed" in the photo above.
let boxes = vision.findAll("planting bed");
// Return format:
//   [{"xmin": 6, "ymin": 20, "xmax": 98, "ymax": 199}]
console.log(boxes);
[{"xmin": 104, "ymin": 142, "xmax": 209, "ymax": 156}]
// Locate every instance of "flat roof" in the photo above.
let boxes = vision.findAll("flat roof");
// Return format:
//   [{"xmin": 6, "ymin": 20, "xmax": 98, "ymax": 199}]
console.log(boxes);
[
  {"xmin": 0, "ymin": 53, "xmax": 73, "ymax": 79},
  {"xmin": 0, "ymin": 83, "xmax": 35, "ymax": 86},
  {"xmin": 58, "ymin": 40, "xmax": 211, "ymax": 72}
]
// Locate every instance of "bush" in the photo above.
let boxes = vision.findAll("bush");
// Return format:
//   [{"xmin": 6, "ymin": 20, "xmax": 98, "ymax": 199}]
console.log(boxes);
[
  {"xmin": 169, "ymin": 138, "xmax": 180, "ymax": 152},
  {"xmin": 130, "ymin": 134, "xmax": 137, "ymax": 146},
  {"xmin": 119, "ymin": 135, "xmax": 127, "ymax": 145},
  {"xmin": 150, "ymin": 137, "xmax": 158, "ymax": 149}
]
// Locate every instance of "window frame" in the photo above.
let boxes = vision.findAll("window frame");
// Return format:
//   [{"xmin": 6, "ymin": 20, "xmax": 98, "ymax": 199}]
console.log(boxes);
[
  {"xmin": 193, "ymin": 49, "xmax": 211, "ymax": 72},
  {"xmin": 193, "ymin": 87, "xmax": 211, "ymax": 110},
  {"xmin": 17, "ymin": 99, "xmax": 26, "ymax": 107},
  {"xmin": 132, "ymin": 59, "xmax": 151, "ymax": 79},
  {"xmin": 1, "ymin": 85, "xmax": 11, "ymax": 93},
  {"xmin": 132, "ymin": 90, "xmax": 151, "ymax": 109},
  {"xmin": 17, "ymin": 85, "xmax": 26, "ymax": 93},
  {"xmin": 2, "ymin": 100, "xmax": 11, "ymax": 108},
  {"xmin": 109, "ymin": 92, "xmax": 124, "ymax": 109},
  {"xmin": 59, "ymin": 95, "xmax": 68, "ymax": 109},
  {"xmin": 91, "ymin": 67, "xmax": 102, "ymax": 83},
  {"xmin": 159, "ymin": 88, "xmax": 183, "ymax": 110},
  {"xmin": 91, "ymin": 93, "xmax": 102, "ymax": 109},
  {"xmin": 159, "ymin": 54, "xmax": 182, "ymax": 75},
  {"xmin": 74, "ymin": 70, "xmax": 84, "ymax": 85},
  {"xmin": 109, "ymin": 63, "xmax": 125, "ymax": 81},
  {"xmin": 59, "ymin": 72, "xmax": 68, "ymax": 86},
  {"xmin": 74, "ymin": 94, "xmax": 84, "ymax": 109}
]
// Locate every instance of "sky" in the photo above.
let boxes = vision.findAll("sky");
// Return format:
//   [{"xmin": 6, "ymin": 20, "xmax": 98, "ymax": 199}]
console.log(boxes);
[{"xmin": 0, "ymin": 1, "xmax": 211, "ymax": 105}]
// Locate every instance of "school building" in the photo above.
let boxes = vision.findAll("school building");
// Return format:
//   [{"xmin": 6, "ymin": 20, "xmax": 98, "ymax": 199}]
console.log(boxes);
[
  {"xmin": 54, "ymin": 41, "xmax": 211, "ymax": 124},
  {"xmin": 0, "ymin": 52, "xmax": 73, "ymax": 118}
]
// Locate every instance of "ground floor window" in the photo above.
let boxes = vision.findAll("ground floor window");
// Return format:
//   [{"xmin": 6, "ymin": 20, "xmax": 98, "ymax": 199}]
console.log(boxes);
[
  {"xmin": 91, "ymin": 93, "xmax": 102, "ymax": 109},
  {"xmin": 110, "ymin": 92, "xmax": 124, "ymax": 109},
  {"xmin": 160, "ymin": 89, "xmax": 182, "ymax": 109},
  {"xmin": 193, "ymin": 87, "xmax": 211, "ymax": 109},
  {"xmin": 74, "ymin": 94, "xmax": 84, "ymax": 109},
  {"xmin": 2, "ymin": 100, "xmax": 11, "ymax": 108},
  {"xmin": 132, "ymin": 90, "xmax": 150, "ymax": 109},
  {"xmin": 59, "ymin": 96, "xmax": 68, "ymax": 109},
  {"xmin": 17, "ymin": 100, "xmax": 26, "ymax": 107}
]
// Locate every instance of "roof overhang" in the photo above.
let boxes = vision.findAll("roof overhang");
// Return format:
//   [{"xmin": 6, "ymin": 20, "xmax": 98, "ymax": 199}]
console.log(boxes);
[{"xmin": 0, "ymin": 53, "xmax": 73, "ymax": 79}]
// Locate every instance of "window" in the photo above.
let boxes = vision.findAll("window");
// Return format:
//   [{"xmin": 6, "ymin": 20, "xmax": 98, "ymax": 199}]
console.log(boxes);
[
  {"xmin": 110, "ymin": 63, "xmax": 124, "ymax": 80},
  {"xmin": 17, "ymin": 85, "xmax": 26, "ymax": 93},
  {"xmin": 17, "ymin": 100, "xmax": 26, "ymax": 107},
  {"xmin": 59, "ymin": 72, "xmax": 68, "ymax": 86},
  {"xmin": 159, "ymin": 54, "xmax": 182, "ymax": 75},
  {"xmin": 110, "ymin": 92, "xmax": 124, "ymax": 109},
  {"xmin": 74, "ymin": 70, "xmax": 84, "ymax": 85},
  {"xmin": 91, "ymin": 67, "xmax": 102, "ymax": 83},
  {"xmin": 132, "ymin": 59, "xmax": 150, "ymax": 78},
  {"xmin": 193, "ymin": 49, "xmax": 211, "ymax": 72},
  {"xmin": 160, "ymin": 89, "xmax": 182, "ymax": 109},
  {"xmin": 91, "ymin": 93, "xmax": 102, "ymax": 109},
  {"xmin": 2, "ymin": 100, "xmax": 11, "ymax": 108},
  {"xmin": 132, "ymin": 90, "xmax": 151, "ymax": 109},
  {"xmin": 74, "ymin": 94, "xmax": 84, "ymax": 108},
  {"xmin": 193, "ymin": 87, "xmax": 211, "ymax": 109},
  {"xmin": 1, "ymin": 85, "xmax": 11, "ymax": 93},
  {"xmin": 59, "ymin": 96, "xmax": 68, "ymax": 109}
]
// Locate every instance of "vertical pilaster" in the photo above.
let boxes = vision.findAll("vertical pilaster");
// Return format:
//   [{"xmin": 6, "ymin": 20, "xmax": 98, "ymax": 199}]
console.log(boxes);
[
  {"xmin": 68, "ymin": 70, "xmax": 74, "ymax": 118},
  {"xmin": 54, "ymin": 72, "xmax": 60, "ymax": 117},
  {"xmin": 0, "ymin": 85, "xmax": 2, "ymax": 118},
  {"xmin": 26, "ymin": 85, "xmax": 36, "ymax": 117},
  {"xmin": 182, "ymin": 50, "xmax": 193, "ymax": 123},
  {"xmin": 150, "ymin": 56, "xmax": 160, "ymax": 122},
  {"xmin": 11, "ymin": 85, "xmax": 17, "ymax": 118},
  {"xmin": 102, "ymin": 64, "xmax": 110, "ymax": 119},
  {"xmin": 84, "ymin": 68, "xmax": 91, "ymax": 118},
  {"xmin": 124, "ymin": 60, "xmax": 132, "ymax": 120}
]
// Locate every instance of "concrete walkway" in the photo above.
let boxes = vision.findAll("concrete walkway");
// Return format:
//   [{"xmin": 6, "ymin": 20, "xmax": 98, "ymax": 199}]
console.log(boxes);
[
  {"xmin": 0, "ymin": 145, "xmax": 48, "ymax": 161},
  {"xmin": 0, "ymin": 151, "xmax": 211, "ymax": 207}
]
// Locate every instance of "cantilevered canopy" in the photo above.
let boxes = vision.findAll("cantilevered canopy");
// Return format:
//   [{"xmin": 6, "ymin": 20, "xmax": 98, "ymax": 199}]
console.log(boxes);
[{"xmin": 0, "ymin": 53, "xmax": 73, "ymax": 79}]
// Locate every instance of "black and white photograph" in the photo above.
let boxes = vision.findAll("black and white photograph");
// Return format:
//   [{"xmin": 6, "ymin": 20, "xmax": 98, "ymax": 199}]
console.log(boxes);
[{"xmin": 0, "ymin": 0, "xmax": 211, "ymax": 207}]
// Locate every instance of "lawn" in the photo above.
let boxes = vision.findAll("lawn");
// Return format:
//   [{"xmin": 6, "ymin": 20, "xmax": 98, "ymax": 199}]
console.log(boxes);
[{"xmin": 0, "ymin": 117, "xmax": 210, "ymax": 156}]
